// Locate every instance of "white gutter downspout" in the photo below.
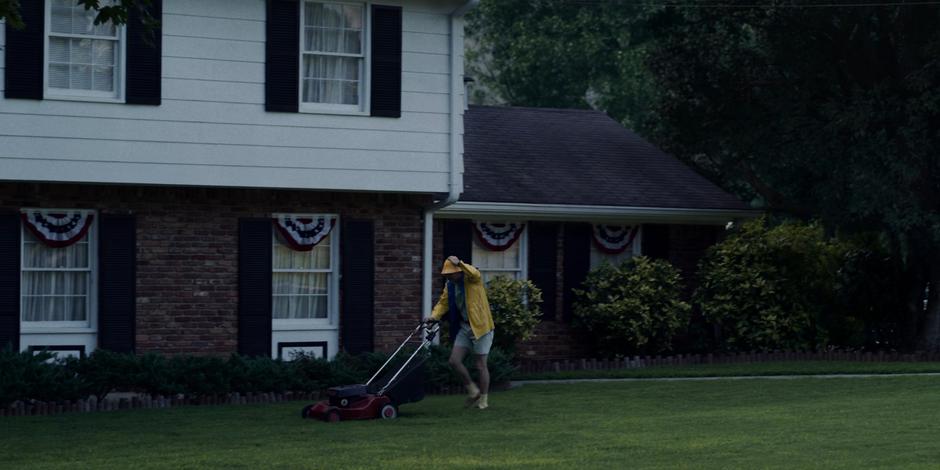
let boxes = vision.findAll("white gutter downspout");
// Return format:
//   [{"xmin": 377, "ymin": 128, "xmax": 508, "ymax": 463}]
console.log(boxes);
[{"xmin": 422, "ymin": 0, "xmax": 479, "ymax": 320}]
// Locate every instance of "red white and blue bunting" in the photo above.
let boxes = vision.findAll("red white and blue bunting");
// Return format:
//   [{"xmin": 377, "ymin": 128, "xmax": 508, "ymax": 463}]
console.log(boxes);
[
  {"xmin": 592, "ymin": 225, "xmax": 638, "ymax": 254},
  {"xmin": 20, "ymin": 209, "xmax": 95, "ymax": 248},
  {"xmin": 473, "ymin": 221, "xmax": 525, "ymax": 251},
  {"xmin": 273, "ymin": 215, "xmax": 336, "ymax": 252}
]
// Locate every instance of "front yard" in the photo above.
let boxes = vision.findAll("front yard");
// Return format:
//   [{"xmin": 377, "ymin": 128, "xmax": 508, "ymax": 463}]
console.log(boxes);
[{"xmin": 2, "ymin": 375, "xmax": 940, "ymax": 469}]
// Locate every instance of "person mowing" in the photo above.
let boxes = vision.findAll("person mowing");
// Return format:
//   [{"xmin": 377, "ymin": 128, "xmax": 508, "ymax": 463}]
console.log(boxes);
[{"xmin": 429, "ymin": 255, "xmax": 495, "ymax": 410}]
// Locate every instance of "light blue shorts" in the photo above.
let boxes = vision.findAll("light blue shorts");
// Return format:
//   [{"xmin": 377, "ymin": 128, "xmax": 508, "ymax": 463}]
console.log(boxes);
[{"xmin": 453, "ymin": 323, "xmax": 494, "ymax": 355}]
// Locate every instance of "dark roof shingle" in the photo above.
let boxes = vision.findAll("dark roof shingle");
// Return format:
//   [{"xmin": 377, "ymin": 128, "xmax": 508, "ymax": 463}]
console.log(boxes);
[{"xmin": 462, "ymin": 105, "xmax": 748, "ymax": 211}]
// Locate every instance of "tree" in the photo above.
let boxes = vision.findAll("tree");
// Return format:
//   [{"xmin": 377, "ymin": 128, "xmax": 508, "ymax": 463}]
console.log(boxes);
[
  {"xmin": 1, "ymin": 0, "xmax": 154, "ymax": 29},
  {"xmin": 468, "ymin": 1, "xmax": 940, "ymax": 350}
]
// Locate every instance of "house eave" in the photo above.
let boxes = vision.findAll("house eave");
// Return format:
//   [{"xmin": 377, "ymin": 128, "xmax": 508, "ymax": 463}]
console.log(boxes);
[{"xmin": 436, "ymin": 201, "xmax": 760, "ymax": 225}]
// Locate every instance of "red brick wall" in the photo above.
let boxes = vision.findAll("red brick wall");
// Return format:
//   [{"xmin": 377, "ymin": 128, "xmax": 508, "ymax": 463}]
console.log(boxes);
[{"xmin": 1, "ymin": 183, "xmax": 430, "ymax": 355}]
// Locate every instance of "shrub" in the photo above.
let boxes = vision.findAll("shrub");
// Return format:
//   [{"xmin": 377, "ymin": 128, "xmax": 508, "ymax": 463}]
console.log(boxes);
[
  {"xmin": 573, "ymin": 256, "xmax": 690, "ymax": 356},
  {"xmin": 72, "ymin": 349, "xmax": 138, "ymax": 401},
  {"xmin": 166, "ymin": 356, "xmax": 231, "ymax": 397},
  {"xmin": 0, "ymin": 349, "xmax": 87, "ymax": 406},
  {"xmin": 694, "ymin": 218, "xmax": 843, "ymax": 351},
  {"xmin": 486, "ymin": 276, "xmax": 542, "ymax": 352},
  {"xmin": 227, "ymin": 355, "xmax": 299, "ymax": 394}
]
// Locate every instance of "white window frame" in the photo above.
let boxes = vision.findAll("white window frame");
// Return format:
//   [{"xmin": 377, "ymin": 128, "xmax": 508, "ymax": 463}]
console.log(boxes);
[
  {"xmin": 589, "ymin": 224, "xmax": 643, "ymax": 269},
  {"xmin": 19, "ymin": 209, "xmax": 98, "ymax": 334},
  {"xmin": 298, "ymin": 0, "xmax": 371, "ymax": 115},
  {"xmin": 271, "ymin": 214, "xmax": 341, "ymax": 331},
  {"xmin": 471, "ymin": 225, "xmax": 528, "ymax": 283},
  {"xmin": 43, "ymin": 0, "xmax": 127, "ymax": 103}
]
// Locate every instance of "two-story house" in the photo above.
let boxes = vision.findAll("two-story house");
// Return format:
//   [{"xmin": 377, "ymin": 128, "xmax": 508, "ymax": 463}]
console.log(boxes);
[{"xmin": 1, "ymin": 0, "xmax": 477, "ymax": 359}]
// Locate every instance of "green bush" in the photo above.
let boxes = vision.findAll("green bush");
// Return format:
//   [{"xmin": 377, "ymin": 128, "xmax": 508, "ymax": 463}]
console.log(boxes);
[
  {"xmin": 486, "ymin": 276, "xmax": 543, "ymax": 352},
  {"xmin": 0, "ymin": 349, "xmax": 88, "ymax": 406},
  {"xmin": 694, "ymin": 218, "xmax": 844, "ymax": 351},
  {"xmin": 573, "ymin": 256, "xmax": 691, "ymax": 356},
  {"xmin": 72, "ymin": 349, "xmax": 138, "ymax": 401}
]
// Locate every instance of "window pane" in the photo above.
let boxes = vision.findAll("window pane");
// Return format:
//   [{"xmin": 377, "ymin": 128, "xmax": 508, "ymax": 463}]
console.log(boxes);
[
  {"xmin": 72, "ymin": 38, "xmax": 93, "ymax": 64},
  {"xmin": 22, "ymin": 295, "xmax": 88, "ymax": 322},
  {"xmin": 23, "ymin": 272, "xmax": 89, "ymax": 296},
  {"xmin": 49, "ymin": 37, "xmax": 70, "ymax": 63},
  {"xmin": 472, "ymin": 240, "xmax": 521, "ymax": 270},
  {"xmin": 303, "ymin": 2, "xmax": 362, "ymax": 54},
  {"xmin": 273, "ymin": 295, "xmax": 328, "ymax": 319},
  {"xmin": 49, "ymin": 64, "xmax": 71, "ymax": 88},
  {"xmin": 93, "ymin": 66, "xmax": 115, "ymax": 92},
  {"xmin": 70, "ymin": 64, "xmax": 93, "ymax": 90},
  {"xmin": 23, "ymin": 238, "xmax": 90, "ymax": 269},
  {"xmin": 22, "ymin": 271, "xmax": 89, "ymax": 322},
  {"xmin": 50, "ymin": 3, "xmax": 73, "ymax": 34},
  {"xmin": 302, "ymin": 56, "xmax": 360, "ymax": 105},
  {"xmin": 273, "ymin": 234, "xmax": 331, "ymax": 270},
  {"xmin": 93, "ymin": 40, "xmax": 115, "ymax": 66},
  {"xmin": 273, "ymin": 273, "xmax": 328, "ymax": 296}
]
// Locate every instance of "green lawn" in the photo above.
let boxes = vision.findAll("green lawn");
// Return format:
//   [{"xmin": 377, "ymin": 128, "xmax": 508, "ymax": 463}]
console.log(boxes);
[
  {"xmin": 3, "ymin": 376, "xmax": 940, "ymax": 469},
  {"xmin": 514, "ymin": 360, "xmax": 940, "ymax": 380}
]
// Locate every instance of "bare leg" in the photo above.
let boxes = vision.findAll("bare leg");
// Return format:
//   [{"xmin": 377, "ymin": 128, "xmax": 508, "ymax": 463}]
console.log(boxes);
[
  {"xmin": 448, "ymin": 346, "xmax": 473, "ymax": 386},
  {"xmin": 476, "ymin": 354, "xmax": 489, "ymax": 395}
]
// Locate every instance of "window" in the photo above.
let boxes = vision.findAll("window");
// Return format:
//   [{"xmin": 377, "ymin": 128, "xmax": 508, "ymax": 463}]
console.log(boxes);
[
  {"xmin": 21, "ymin": 216, "xmax": 96, "ymax": 328},
  {"xmin": 589, "ymin": 225, "xmax": 642, "ymax": 269},
  {"xmin": 45, "ymin": 0, "xmax": 124, "ymax": 100},
  {"xmin": 300, "ymin": 1, "xmax": 367, "ymax": 112},
  {"xmin": 471, "ymin": 229, "xmax": 527, "ymax": 284},
  {"xmin": 271, "ymin": 219, "xmax": 338, "ymax": 324}
]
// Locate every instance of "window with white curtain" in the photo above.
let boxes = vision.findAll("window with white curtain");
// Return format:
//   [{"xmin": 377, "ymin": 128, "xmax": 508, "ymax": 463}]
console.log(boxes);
[
  {"xmin": 272, "ymin": 226, "xmax": 335, "ymax": 322},
  {"xmin": 589, "ymin": 226, "xmax": 643, "ymax": 269},
  {"xmin": 471, "ymin": 230, "xmax": 527, "ymax": 285},
  {"xmin": 21, "ymin": 221, "xmax": 95, "ymax": 327},
  {"xmin": 300, "ymin": 1, "xmax": 367, "ymax": 112},
  {"xmin": 46, "ymin": 0, "xmax": 123, "ymax": 99}
]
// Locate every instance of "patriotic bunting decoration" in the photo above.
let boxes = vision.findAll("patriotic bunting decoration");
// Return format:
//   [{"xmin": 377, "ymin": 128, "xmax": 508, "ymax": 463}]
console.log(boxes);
[
  {"xmin": 273, "ymin": 215, "xmax": 336, "ymax": 251},
  {"xmin": 20, "ymin": 209, "xmax": 95, "ymax": 248},
  {"xmin": 473, "ymin": 221, "xmax": 525, "ymax": 251},
  {"xmin": 592, "ymin": 225, "xmax": 638, "ymax": 254}
]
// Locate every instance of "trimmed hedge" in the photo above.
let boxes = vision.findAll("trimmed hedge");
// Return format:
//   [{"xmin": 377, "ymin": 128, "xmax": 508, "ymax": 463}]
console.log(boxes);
[{"xmin": 0, "ymin": 346, "xmax": 517, "ymax": 408}]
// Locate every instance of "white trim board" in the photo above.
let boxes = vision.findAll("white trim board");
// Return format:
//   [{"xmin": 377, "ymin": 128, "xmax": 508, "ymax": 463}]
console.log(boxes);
[{"xmin": 437, "ymin": 202, "xmax": 760, "ymax": 225}]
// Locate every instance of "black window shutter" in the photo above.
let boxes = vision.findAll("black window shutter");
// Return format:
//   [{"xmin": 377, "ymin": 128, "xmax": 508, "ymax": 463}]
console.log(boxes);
[
  {"xmin": 265, "ymin": 0, "xmax": 300, "ymax": 113},
  {"xmin": 98, "ymin": 215, "xmax": 136, "ymax": 353},
  {"xmin": 238, "ymin": 219, "xmax": 273, "ymax": 357},
  {"xmin": 641, "ymin": 224, "xmax": 670, "ymax": 260},
  {"xmin": 528, "ymin": 222, "xmax": 558, "ymax": 320},
  {"xmin": 0, "ymin": 214, "xmax": 20, "ymax": 351},
  {"xmin": 370, "ymin": 5, "xmax": 402, "ymax": 118},
  {"xmin": 125, "ymin": 0, "xmax": 163, "ymax": 105},
  {"xmin": 4, "ymin": 0, "xmax": 45, "ymax": 100},
  {"xmin": 442, "ymin": 219, "xmax": 472, "ymax": 265},
  {"xmin": 562, "ymin": 223, "xmax": 591, "ymax": 322},
  {"xmin": 341, "ymin": 219, "xmax": 374, "ymax": 354}
]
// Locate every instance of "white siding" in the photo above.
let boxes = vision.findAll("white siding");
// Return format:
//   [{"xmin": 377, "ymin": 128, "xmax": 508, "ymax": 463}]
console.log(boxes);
[{"xmin": 0, "ymin": 0, "xmax": 463, "ymax": 194}]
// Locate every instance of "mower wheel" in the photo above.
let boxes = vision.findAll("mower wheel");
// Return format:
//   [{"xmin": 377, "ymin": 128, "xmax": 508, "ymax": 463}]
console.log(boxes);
[
  {"xmin": 327, "ymin": 408, "xmax": 342, "ymax": 423},
  {"xmin": 300, "ymin": 404, "xmax": 313, "ymax": 419},
  {"xmin": 380, "ymin": 404, "xmax": 398, "ymax": 420}
]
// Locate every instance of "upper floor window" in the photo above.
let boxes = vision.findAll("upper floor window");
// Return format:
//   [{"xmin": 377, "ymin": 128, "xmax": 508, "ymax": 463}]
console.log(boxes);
[
  {"xmin": 300, "ymin": 1, "xmax": 368, "ymax": 113},
  {"xmin": 46, "ymin": 0, "xmax": 124, "ymax": 101}
]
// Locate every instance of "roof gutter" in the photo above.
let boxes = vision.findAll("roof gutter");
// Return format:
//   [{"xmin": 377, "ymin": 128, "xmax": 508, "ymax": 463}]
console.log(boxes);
[
  {"xmin": 438, "ymin": 201, "xmax": 761, "ymax": 225},
  {"xmin": 422, "ymin": 0, "xmax": 479, "ymax": 320}
]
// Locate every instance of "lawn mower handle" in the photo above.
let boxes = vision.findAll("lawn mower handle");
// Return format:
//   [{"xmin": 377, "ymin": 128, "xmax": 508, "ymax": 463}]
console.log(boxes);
[{"xmin": 365, "ymin": 321, "xmax": 439, "ymax": 387}]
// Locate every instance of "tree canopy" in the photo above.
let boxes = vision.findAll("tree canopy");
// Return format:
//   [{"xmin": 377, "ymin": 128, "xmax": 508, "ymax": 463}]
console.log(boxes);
[
  {"xmin": 1, "ymin": 0, "xmax": 153, "ymax": 29},
  {"xmin": 468, "ymin": 0, "xmax": 940, "ymax": 349}
]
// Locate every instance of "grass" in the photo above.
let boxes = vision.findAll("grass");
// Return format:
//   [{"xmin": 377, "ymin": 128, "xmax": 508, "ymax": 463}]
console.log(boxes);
[
  {"xmin": 3, "ymin": 376, "xmax": 940, "ymax": 469},
  {"xmin": 514, "ymin": 360, "xmax": 940, "ymax": 381}
]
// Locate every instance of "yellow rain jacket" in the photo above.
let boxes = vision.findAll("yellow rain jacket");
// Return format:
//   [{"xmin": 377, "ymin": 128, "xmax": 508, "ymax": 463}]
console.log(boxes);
[{"xmin": 430, "ymin": 261, "xmax": 495, "ymax": 340}]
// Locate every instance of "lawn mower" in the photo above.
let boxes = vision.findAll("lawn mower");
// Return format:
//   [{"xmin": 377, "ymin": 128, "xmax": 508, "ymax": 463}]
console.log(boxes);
[{"xmin": 301, "ymin": 320, "xmax": 440, "ymax": 422}]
